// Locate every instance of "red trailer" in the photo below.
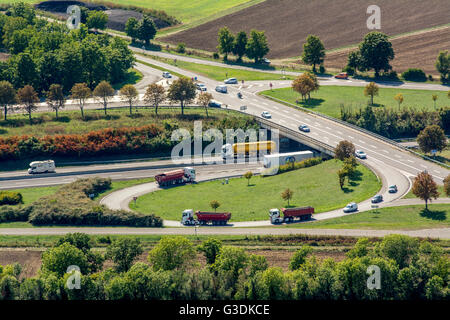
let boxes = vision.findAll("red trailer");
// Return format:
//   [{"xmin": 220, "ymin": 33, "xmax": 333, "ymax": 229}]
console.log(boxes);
[
  {"xmin": 155, "ymin": 167, "xmax": 195, "ymax": 186},
  {"xmin": 281, "ymin": 207, "xmax": 314, "ymax": 222},
  {"xmin": 195, "ymin": 211, "xmax": 231, "ymax": 226}
]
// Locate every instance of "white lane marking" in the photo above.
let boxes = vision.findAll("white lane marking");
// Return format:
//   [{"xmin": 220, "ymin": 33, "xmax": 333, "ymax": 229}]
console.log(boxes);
[
  {"xmin": 420, "ymin": 164, "xmax": 427, "ymax": 168},
  {"xmin": 371, "ymin": 145, "xmax": 377, "ymax": 149},
  {"xmin": 434, "ymin": 170, "xmax": 441, "ymax": 174},
  {"xmin": 262, "ymin": 102, "xmax": 268, "ymax": 106},
  {"xmin": 349, "ymin": 136, "xmax": 355, "ymax": 139},
  {"xmin": 406, "ymin": 159, "xmax": 414, "ymax": 163},
  {"xmin": 315, "ymin": 122, "xmax": 321, "ymax": 126},
  {"xmin": 337, "ymin": 131, "xmax": 343, "ymax": 134},
  {"xmin": 283, "ymin": 110, "xmax": 289, "ymax": 113},
  {"xmin": 326, "ymin": 126, "xmax": 331, "ymax": 130},
  {"xmin": 383, "ymin": 150, "xmax": 389, "ymax": 153},
  {"xmin": 272, "ymin": 105, "xmax": 279, "ymax": 110},
  {"xmin": 304, "ymin": 118, "xmax": 310, "ymax": 121},
  {"xmin": 359, "ymin": 140, "xmax": 366, "ymax": 144},
  {"xmin": 394, "ymin": 155, "xmax": 401, "ymax": 158}
]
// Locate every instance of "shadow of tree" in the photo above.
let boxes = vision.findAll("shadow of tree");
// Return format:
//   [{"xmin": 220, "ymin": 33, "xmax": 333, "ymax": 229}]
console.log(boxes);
[
  {"xmin": 297, "ymin": 98, "xmax": 325, "ymax": 108},
  {"xmin": 420, "ymin": 209, "xmax": 446, "ymax": 221}
]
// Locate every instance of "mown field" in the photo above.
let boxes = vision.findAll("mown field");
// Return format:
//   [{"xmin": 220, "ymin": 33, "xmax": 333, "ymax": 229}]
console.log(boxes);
[
  {"xmin": 131, "ymin": 160, "xmax": 381, "ymax": 221},
  {"xmin": 262, "ymin": 85, "xmax": 450, "ymax": 118}
]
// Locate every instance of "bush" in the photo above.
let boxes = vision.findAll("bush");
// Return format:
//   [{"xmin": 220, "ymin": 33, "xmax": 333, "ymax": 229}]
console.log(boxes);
[
  {"xmin": 342, "ymin": 65, "xmax": 355, "ymax": 76},
  {"xmin": 261, "ymin": 157, "xmax": 323, "ymax": 176},
  {"xmin": 0, "ymin": 205, "xmax": 31, "ymax": 223},
  {"xmin": 212, "ymin": 52, "xmax": 220, "ymax": 59},
  {"xmin": 401, "ymin": 68, "xmax": 427, "ymax": 82},
  {"xmin": 176, "ymin": 43, "xmax": 186, "ymax": 54},
  {"xmin": 319, "ymin": 64, "xmax": 325, "ymax": 74},
  {"xmin": 0, "ymin": 191, "xmax": 23, "ymax": 205}
]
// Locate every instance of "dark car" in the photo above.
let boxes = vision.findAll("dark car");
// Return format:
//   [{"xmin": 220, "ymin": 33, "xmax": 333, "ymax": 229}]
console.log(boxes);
[
  {"xmin": 388, "ymin": 185, "xmax": 398, "ymax": 193},
  {"xmin": 299, "ymin": 125, "xmax": 310, "ymax": 132},
  {"xmin": 371, "ymin": 195, "xmax": 383, "ymax": 203}
]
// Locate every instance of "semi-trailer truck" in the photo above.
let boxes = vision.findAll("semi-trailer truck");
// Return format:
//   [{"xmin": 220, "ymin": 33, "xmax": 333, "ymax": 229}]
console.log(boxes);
[
  {"xmin": 269, "ymin": 207, "xmax": 314, "ymax": 224},
  {"xmin": 181, "ymin": 209, "xmax": 231, "ymax": 226},
  {"xmin": 263, "ymin": 151, "xmax": 314, "ymax": 168},
  {"xmin": 155, "ymin": 167, "xmax": 195, "ymax": 186},
  {"xmin": 221, "ymin": 140, "xmax": 276, "ymax": 159}
]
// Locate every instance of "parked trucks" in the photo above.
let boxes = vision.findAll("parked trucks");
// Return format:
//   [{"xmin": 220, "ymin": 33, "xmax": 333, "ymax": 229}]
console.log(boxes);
[
  {"xmin": 28, "ymin": 160, "xmax": 56, "ymax": 174},
  {"xmin": 181, "ymin": 209, "xmax": 231, "ymax": 226},
  {"xmin": 263, "ymin": 151, "xmax": 314, "ymax": 168},
  {"xmin": 155, "ymin": 167, "xmax": 196, "ymax": 186},
  {"xmin": 269, "ymin": 207, "xmax": 314, "ymax": 224}
]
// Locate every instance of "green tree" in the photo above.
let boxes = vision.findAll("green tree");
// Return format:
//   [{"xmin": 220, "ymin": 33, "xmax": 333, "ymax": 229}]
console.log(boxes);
[
  {"xmin": 93, "ymin": 80, "xmax": 115, "ymax": 115},
  {"xmin": 17, "ymin": 84, "xmax": 38, "ymax": 125},
  {"xmin": 346, "ymin": 51, "xmax": 361, "ymax": 75},
  {"xmin": 138, "ymin": 15, "xmax": 157, "ymax": 46},
  {"xmin": 86, "ymin": 10, "xmax": 108, "ymax": 32},
  {"xmin": 0, "ymin": 80, "xmax": 16, "ymax": 120},
  {"xmin": 125, "ymin": 17, "xmax": 139, "ymax": 42},
  {"xmin": 198, "ymin": 238, "xmax": 222, "ymax": 265},
  {"xmin": 210, "ymin": 200, "xmax": 220, "ymax": 212},
  {"xmin": 148, "ymin": 237, "xmax": 196, "ymax": 271},
  {"xmin": 120, "ymin": 84, "xmax": 139, "ymax": 115},
  {"xmin": 289, "ymin": 246, "xmax": 312, "ymax": 270},
  {"xmin": 358, "ymin": 32, "xmax": 394, "ymax": 77},
  {"xmin": 444, "ymin": 174, "xmax": 450, "ymax": 197},
  {"xmin": 41, "ymin": 243, "xmax": 89, "ymax": 277},
  {"xmin": 417, "ymin": 125, "xmax": 447, "ymax": 154},
  {"xmin": 167, "ymin": 77, "xmax": 196, "ymax": 115},
  {"xmin": 70, "ymin": 82, "xmax": 91, "ymax": 119},
  {"xmin": 12, "ymin": 52, "xmax": 37, "ymax": 89},
  {"xmin": 106, "ymin": 238, "xmax": 143, "ymax": 273},
  {"xmin": 347, "ymin": 238, "xmax": 370, "ymax": 258},
  {"xmin": 412, "ymin": 171, "xmax": 439, "ymax": 210},
  {"xmin": 281, "ymin": 188, "xmax": 293, "ymax": 206},
  {"xmin": 435, "ymin": 50, "xmax": 449, "ymax": 83},
  {"xmin": 232, "ymin": 31, "xmax": 247, "ymax": 62},
  {"xmin": 334, "ymin": 140, "xmax": 355, "ymax": 161},
  {"xmin": 243, "ymin": 171, "xmax": 253, "ymax": 186},
  {"xmin": 214, "ymin": 246, "xmax": 248, "ymax": 280},
  {"xmin": 302, "ymin": 35, "xmax": 325, "ymax": 73},
  {"xmin": 217, "ymin": 27, "xmax": 235, "ymax": 61},
  {"xmin": 375, "ymin": 234, "xmax": 419, "ymax": 269},
  {"xmin": 364, "ymin": 82, "xmax": 379, "ymax": 105},
  {"xmin": 338, "ymin": 168, "xmax": 347, "ymax": 189},
  {"xmin": 46, "ymin": 84, "xmax": 65, "ymax": 119},
  {"xmin": 144, "ymin": 83, "xmax": 166, "ymax": 115},
  {"xmin": 246, "ymin": 29, "xmax": 269, "ymax": 63}
]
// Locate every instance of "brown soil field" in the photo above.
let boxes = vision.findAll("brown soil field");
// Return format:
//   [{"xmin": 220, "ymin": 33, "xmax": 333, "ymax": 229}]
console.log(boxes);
[
  {"xmin": 324, "ymin": 27, "xmax": 450, "ymax": 76},
  {"xmin": 162, "ymin": 0, "xmax": 450, "ymax": 60}
]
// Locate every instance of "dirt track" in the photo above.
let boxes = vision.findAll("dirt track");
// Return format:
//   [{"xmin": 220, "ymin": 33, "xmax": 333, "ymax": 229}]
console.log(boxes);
[{"xmin": 162, "ymin": 0, "xmax": 450, "ymax": 60}]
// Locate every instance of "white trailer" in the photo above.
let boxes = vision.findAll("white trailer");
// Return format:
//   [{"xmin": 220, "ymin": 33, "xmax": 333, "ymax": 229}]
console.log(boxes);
[
  {"xmin": 28, "ymin": 160, "xmax": 56, "ymax": 174},
  {"xmin": 263, "ymin": 151, "xmax": 314, "ymax": 168}
]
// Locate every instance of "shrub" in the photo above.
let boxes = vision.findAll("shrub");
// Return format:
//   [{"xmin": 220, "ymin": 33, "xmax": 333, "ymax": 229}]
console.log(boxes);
[
  {"xmin": 319, "ymin": 64, "xmax": 325, "ymax": 74},
  {"xmin": 0, "ymin": 191, "xmax": 23, "ymax": 205},
  {"xmin": 176, "ymin": 43, "xmax": 186, "ymax": 54},
  {"xmin": 342, "ymin": 66, "xmax": 355, "ymax": 76},
  {"xmin": 401, "ymin": 68, "xmax": 427, "ymax": 82},
  {"xmin": 261, "ymin": 157, "xmax": 323, "ymax": 176},
  {"xmin": 212, "ymin": 52, "xmax": 220, "ymax": 59},
  {"xmin": 0, "ymin": 205, "xmax": 31, "ymax": 223}
]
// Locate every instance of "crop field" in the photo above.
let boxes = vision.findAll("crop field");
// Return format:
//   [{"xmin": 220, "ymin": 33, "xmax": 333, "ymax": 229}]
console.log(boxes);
[
  {"xmin": 162, "ymin": 0, "xmax": 450, "ymax": 62},
  {"xmin": 325, "ymin": 26, "xmax": 450, "ymax": 76},
  {"xmin": 131, "ymin": 160, "xmax": 381, "ymax": 221}
]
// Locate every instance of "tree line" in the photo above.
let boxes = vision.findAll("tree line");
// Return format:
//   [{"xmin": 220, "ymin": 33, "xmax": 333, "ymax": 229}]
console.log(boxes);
[{"xmin": 0, "ymin": 233, "xmax": 448, "ymax": 300}]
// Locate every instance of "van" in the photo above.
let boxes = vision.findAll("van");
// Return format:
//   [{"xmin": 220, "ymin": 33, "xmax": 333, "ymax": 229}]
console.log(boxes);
[
  {"xmin": 215, "ymin": 85, "xmax": 228, "ymax": 93},
  {"xmin": 28, "ymin": 160, "xmax": 56, "ymax": 174}
]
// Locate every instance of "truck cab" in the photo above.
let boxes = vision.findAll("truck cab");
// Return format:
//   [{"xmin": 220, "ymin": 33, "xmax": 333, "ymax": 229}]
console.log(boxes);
[
  {"xmin": 183, "ymin": 167, "xmax": 196, "ymax": 181},
  {"xmin": 269, "ymin": 208, "xmax": 283, "ymax": 224},
  {"xmin": 221, "ymin": 144, "xmax": 233, "ymax": 159},
  {"xmin": 181, "ymin": 209, "xmax": 196, "ymax": 225}
]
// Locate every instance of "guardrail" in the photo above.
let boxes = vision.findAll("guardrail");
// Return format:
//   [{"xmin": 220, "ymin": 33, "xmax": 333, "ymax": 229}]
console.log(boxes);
[{"xmin": 260, "ymin": 94, "xmax": 450, "ymax": 170}]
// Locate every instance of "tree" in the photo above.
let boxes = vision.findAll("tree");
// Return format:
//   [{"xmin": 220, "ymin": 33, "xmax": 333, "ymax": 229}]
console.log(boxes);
[
  {"xmin": 125, "ymin": 17, "xmax": 139, "ymax": 42},
  {"xmin": 338, "ymin": 168, "xmax": 347, "ymax": 189},
  {"xmin": 198, "ymin": 238, "xmax": 222, "ymax": 265},
  {"xmin": 12, "ymin": 52, "xmax": 37, "ymax": 89},
  {"xmin": 214, "ymin": 246, "xmax": 248, "ymax": 280},
  {"xmin": 358, "ymin": 31, "xmax": 394, "ymax": 77},
  {"xmin": 417, "ymin": 125, "xmax": 447, "ymax": 154},
  {"xmin": 232, "ymin": 31, "xmax": 247, "ymax": 62},
  {"xmin": 0, "ymin": 81, "xmax": 16, "ymax": 120},
  {"xmin": 291, "ymin": 72, "xmax": 319, "ymax": 102},
  {"xmin": 71, "ymin": 83, "xmax": 91, "ymax": 119},
  {"xmin": 93, "ymin": 81, "xmax": 115, "ymax": 115},
  {"xmin": 281, "ymin": 188, "xmax": 293, "ymax": 206},
  {"xmin": 444, "ymin": 175, "xmax": 450, "ymax": 197},
  {"xmin": 346, "ymin": 51, "xmax": 361, "ymax": 75},
  {"xmin": 301, "ymin": 35, "xmax": 325, "ymax": 73},
  {"xmin": 120, "ymin": 84, "xmax": 138, "ymax": 115},
  {"xmin": 246, "ymin": 29, "xmax": 269, "ymax": 63},
  {"xmin": 431, "ymin": 94, "xmax": 438, "ymax": 109},
  {"xmin": 138, "ymin": 14, "xmax": 157, "ymax": 46},
  {"xmin": 334, "ymin": 140, "xmax": 355, "ymax": 161},
  {"xmin": 210, "ymin": 200, "xmax": 220, "ymax": 212},
  {"xmin": 435, "ymin": 50, "xmax": 449, "ymax": 83},
  {"xmin": 167, "ymin": 77, "xmax": 196, "ymax": 115},
  {"xmin": 197, "ymin": 91, "xmax": 213, "ymax": 117},
  {"xmin": 364, "ymin": 82, "xmax": 379, "ymax": 105},
  {"xmin": 148, "ymin": 237, "xmax": 196, "ymax": 271},
  {"xmin": 243, "ymin": 171, "xmax": 253, "ymax": 186},
  {"xmin": 394, "ymin": 93, "xmax": 403, "ymax": 109},
  {"xmin": 289, "ymin": 246, "xmax": 312, "ymax": 270},
  {"xmin": 46, "ymin": 84, "xmax": 65, "ymax": 119},
  {"xmin": 41, "ymin": 243, "xmax": 89, "ymax": 277},
  {"xmin": 86, "ymin": 10, "xmax": 108, "ymax": 32},
  {"xmin": 412, "ymin": 171, "xmax": 439, "ymax": 210},
  {"xmin": 17, "ymin": 85, "xmax": 38, "ymax": 125},
  {"xmin": 144, "ymin": 83, "xmax": 166, "ymax": 115},
  {"xmin": 217, "ymin": 27, "xmax": 235, "ymax": 61},
  {"xmin": 376, "ymin": 234, "xmax": 419, "ymax": 269},
  {"xmin": 105, "ymin": 238, "xmax": 143, "ymax": 273}
]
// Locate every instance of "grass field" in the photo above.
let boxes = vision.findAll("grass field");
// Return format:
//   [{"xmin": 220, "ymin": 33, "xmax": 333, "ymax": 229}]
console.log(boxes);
[
  {"xmin": 284, "ymin": 204, "xmax": 450, "ymax": 230},
  {"xmin": 261, "ymin": 86, "xmax": 450, "ymax": 118},
  {"xmin": 131, "ymin": 160, "xmax": 381, "ymax": 221}
]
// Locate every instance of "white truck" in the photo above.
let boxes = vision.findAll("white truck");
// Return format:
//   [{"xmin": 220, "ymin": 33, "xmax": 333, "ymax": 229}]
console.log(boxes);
[
  {"xmin": 28, "ymin": 160, "xmax": 56, "ymax": 174},
  {"xmin": 263, "ymin": 151, "xmax": 314, "ymax": 168}
]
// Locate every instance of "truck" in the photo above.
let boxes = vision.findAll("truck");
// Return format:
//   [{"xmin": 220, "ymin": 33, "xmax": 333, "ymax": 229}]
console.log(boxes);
[
  {"xmin": 221, "ymin": 140, "xmax": 276, "ymax": 159},
  {"xmin": 154, "ymin": 167, "xmax": 196, "ymax": 186},
  {"xmin": 28, "ymin": 160, "xmax": 56, "ymax": 174},
  {"xmin": 181, "ymin": 209, "xmax": 231, "ymax": 226},
  {"xmin": 263, "ymin": 151, "xmax": 314, "ymax": 168},
  {"xmin": 269, "ymin": 207, "xmax": 314, "ymax": 224}
]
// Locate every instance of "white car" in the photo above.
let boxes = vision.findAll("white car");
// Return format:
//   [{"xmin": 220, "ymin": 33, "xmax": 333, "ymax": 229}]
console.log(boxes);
[
  {"xmin": 343, "ymin": 202, "xmax": 358, "ymax": 213},
  {"xmin": 196, "ymin": 83, "xmax": 207, "ymax": 91},
  {"xmin": 261, "ymin": 111, "xmax": 272, "ymax": 119},
  {"xmin": 261, "ymin": 58, "xmax": 271, "ymax": 65},
  {"xmin": 224, "ymin": 78, "xmax": 238, "ymax": 84},
  {"xmin": 215, "ymin": 85, "xmax": 228, "ymax": 93},
  {"xmin": 355, "ymin": 150, "xmax": 367, "ymax": 159},
  {"xmin": 162, "ymin": 71, "xmax": 172, "ymax": 78}
]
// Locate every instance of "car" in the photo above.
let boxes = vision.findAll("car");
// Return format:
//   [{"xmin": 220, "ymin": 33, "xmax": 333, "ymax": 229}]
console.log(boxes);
[
  {"xmin": 371, "ymin": 195, "xmax": 383, "ymax": 203},
  {"xmin": 355, "ymin": 150, "xmax": 367, "ymax": 159},
  {"xmin": 335, "ymin": 72, "xmax": 348, "ymax": 79},
  {"xmin": 215, "ymin": 85, "xmax": 228, "ymax": 93},
  {"xmin": 224, "ymin": 78, "xmax": 238, "ymax": 84},
  {"xmin": 196, "ymin": 83, "xmax": 207, "ymax": 91},
  {"xmin": 388, "ymin": 185, "xmax": 398, "ymax": 193},
  {"xmin": 261, "ymin": 58, "xmax": 271, "ymax": 65},
  {"xmin": 298, "ymin": 125, "xmax": 310, "ymax": 132},
  {"xmin": 261, "ymin": 111, "xmax": 272, "ymax": 119},
  {"xmin": 162, "ymin": 71, "xmax": 172, "ymax": 78},
  {"xmin": 343, "ymin": 202, "xmax": 358, "ymax": 213},
  {"xmin": 208, "ymin": 100, "xmax": 222, "ymax": 108}
]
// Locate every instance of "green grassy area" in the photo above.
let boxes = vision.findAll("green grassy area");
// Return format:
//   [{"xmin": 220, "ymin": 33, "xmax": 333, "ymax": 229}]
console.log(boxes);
[
  {"xmin": 131, "ymin": 160, "xmax": 381, "ymax": 221},
  {"xmin": 284, "ymin": 204, "xmax": 450, "ymax": 230},
  {"xmin": 143, "ymin": 54, "xmax": 295, "ymax": 81},
  {"xmin": 5, "ymin": 186, "xmax": 59, "ymax": 206},
  {"xmin": 261, "ymin": 86, "xmax": 450, "ymax": 118},
  {"xmin": 112, "ymin": 68, "xmax": 143, "ymax": 90}
]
